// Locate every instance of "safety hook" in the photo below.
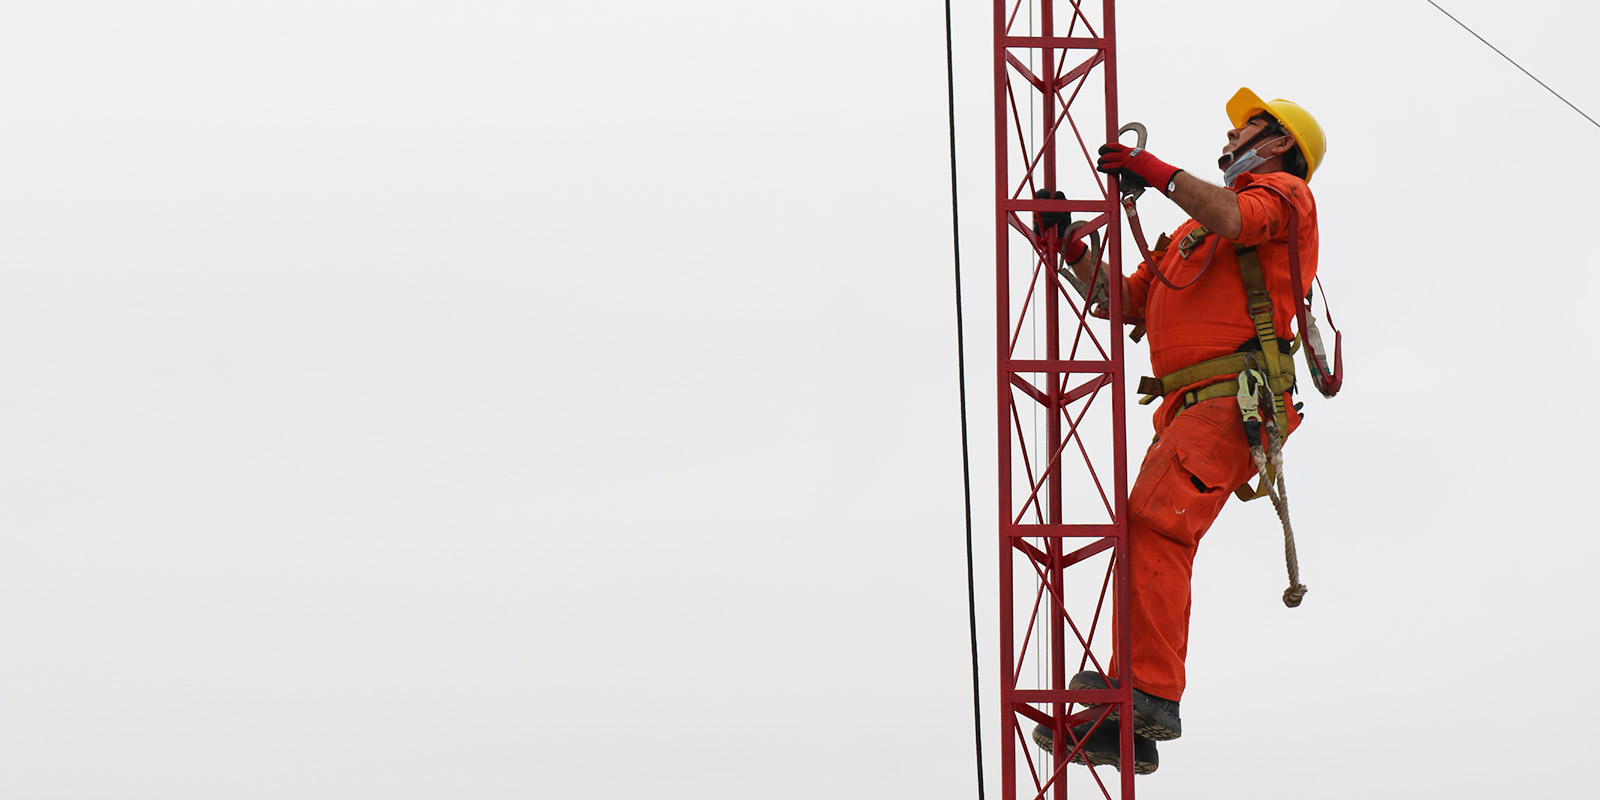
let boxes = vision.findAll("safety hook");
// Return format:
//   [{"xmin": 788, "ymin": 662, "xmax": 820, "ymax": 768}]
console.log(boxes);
[
  {"xmin": 1056, "ymin": 220, "xmax": 1107, "ymax": 315},
  {"xmin": 1116, "ymin": 122, "xmax": 1149, "ymax": 203}
]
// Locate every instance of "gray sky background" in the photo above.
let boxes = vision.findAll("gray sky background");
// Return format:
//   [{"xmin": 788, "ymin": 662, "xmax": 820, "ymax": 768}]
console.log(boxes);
[{"xmin": 2, "ymin": 1, "xmax": 1596, "ymax": 798}]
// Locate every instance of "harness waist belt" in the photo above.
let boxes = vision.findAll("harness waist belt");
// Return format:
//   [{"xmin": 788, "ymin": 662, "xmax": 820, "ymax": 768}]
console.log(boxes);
[{"xmin": 1138, "ymin": 352, "xmax": 1296, "ymax": 406}]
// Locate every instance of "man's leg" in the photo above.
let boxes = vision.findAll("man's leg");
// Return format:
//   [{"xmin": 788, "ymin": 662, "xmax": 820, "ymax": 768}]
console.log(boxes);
[{"xmin": 1111, "ymin": 398, "xmax": 1259, "ymax": 703}]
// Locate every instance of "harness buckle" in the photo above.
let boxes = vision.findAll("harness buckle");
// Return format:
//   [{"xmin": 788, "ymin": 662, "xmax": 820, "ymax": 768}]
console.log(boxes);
[{"xmin": 1177, "ymin": 227, "xmax": 1210, "ymax": 258}]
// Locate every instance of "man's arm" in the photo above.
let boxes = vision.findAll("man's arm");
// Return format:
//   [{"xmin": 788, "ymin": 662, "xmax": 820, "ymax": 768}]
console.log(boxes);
[
  {"xmin": 1063, "ymin": 247, "xmax": 1135, "ymax": 318},
  {"xmin": 1165, "ymin": 171, "xmax": 1242, "ymax": 239},
  {"xmin": 1095, "ymin": 143, "xmax": 1245, "ymax": 239}
]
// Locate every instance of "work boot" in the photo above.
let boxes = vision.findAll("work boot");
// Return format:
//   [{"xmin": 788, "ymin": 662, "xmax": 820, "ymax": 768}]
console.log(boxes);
[
  {"xmin": 1068, "ymin": 670, "xmax": 1182, "ymax": 741},
  {"xmin": 1031, "ymin": 720, "xmax": 1158, "ymax": 775}
]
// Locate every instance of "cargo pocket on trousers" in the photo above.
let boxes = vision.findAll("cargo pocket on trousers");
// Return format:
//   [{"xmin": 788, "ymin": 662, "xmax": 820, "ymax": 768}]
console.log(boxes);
[
  {"xmin": 1128, "ymin": 406, "xmax": 1236, "ymax": 546},
  {"xmin": 1174, "ymin": 432, "xmax": 1234, "ymax": 494}
]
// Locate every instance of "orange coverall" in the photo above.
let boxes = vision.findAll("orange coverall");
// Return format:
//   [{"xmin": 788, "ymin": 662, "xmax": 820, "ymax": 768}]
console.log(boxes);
[{"xmin": 1110, "ymin": 171, "xmax": 1318, "ymax": 702}]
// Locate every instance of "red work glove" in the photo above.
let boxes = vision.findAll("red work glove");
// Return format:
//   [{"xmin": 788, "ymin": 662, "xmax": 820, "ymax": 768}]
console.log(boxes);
[
  {"xmin": 1031, "ymin": 189, "xmax": 1088, "ymax": 263},
  {"xmin": 1096, "ymin": 143, "xmax": 1182, "ymax": 196}
]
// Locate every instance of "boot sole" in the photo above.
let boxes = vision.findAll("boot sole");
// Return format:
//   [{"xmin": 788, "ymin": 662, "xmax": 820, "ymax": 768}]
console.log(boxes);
[
  {"xmin": 1068, "ymin": 674, "xmax": 1182, "ymax": 742},
  {"xmin": 1031, "ymin": 723, "xmax": 1158, "ymax": 775}
]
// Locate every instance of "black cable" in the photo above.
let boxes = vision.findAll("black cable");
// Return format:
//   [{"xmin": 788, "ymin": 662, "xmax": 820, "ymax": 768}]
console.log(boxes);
[
  {"xmin": 943, "ymin": 0, "xmax": 984, "ymax": 797},
  {"xmin": 1424, "ymin": 0, "xmax": 1600, "ymax": 131}
]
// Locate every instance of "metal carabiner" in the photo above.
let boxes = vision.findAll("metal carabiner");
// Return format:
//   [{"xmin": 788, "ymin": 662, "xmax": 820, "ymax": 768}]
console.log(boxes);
[
  {"xmin": 1236, "ymin": 362, "xmax": 1269, "ymax": 449},
  {"xmin": 1116, "ymin": 122, "xmax": 1149, "ymax": 202},
  {"xmin": 1056, "ymin": 220, "xmax": 1106, "ymax": 314}
]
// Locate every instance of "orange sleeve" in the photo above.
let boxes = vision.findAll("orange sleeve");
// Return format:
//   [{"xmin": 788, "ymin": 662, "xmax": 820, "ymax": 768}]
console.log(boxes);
[
  {"xmin": 1233, "ymin": 177, "xmax": 1305, "ymax": 247},
  {"xmin": 1126, "ymin": 262, "xmax": 1152, "ymax": 317}
]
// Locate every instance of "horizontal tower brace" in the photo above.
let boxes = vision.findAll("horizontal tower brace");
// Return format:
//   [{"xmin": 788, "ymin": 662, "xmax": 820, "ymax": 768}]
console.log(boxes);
[
  {"xmin": 1004, "ymin": 50, "xmax": 1104, "ymax": 93},
  {"xmin": 1012, "ymin": 536, "xmax": 1113, "ymax": 571},
  {"xmin": 1004, "ymin": 523, "xmax": 1118, "ymax": 539},
  {"xmin": 1010, "ymin": 373, "xmax": 1109, "ymax": 409},
  {"xmin": 1004, "ymin": 360, "xmax": 1114, "ymax": 373},
  {"xmin": 1013, "ymin": 689, "xmax": 1123, "ymax": 705},
  {"xmin": 1003, "ymin": 200, "xmax": 1112, "ymax": 214},
  {"xmin": 1013, "ymin": 703, "xmax": 1118, "ymax": 729},
  {"xmin": 999, "ymin": 36, "xmax": 1104, "ymax": 48}
]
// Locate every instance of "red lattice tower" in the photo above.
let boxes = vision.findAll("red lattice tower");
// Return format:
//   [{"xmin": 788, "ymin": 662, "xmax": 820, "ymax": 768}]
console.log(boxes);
[{"xmin": 993, "ymin": 1, "xmax": 1138, "ymax": 798}]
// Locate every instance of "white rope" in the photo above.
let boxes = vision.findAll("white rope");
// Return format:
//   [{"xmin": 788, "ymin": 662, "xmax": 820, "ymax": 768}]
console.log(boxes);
[{"xmin": 1251, "ymin": 421, "xmax": 1307, "ymax": 608}]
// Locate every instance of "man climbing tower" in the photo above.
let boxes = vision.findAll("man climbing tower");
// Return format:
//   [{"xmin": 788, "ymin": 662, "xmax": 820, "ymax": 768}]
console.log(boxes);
[{"xmin": 1032, "ymin": 87, "xmax": 1328, "ymax": 774}]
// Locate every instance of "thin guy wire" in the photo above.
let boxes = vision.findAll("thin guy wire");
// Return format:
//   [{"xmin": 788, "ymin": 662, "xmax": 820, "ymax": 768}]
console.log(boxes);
[
  {"xmin": 1424, "ymin": 0, "xmax": 1600, "ymax": 130},
  {"xmin": 943, "ymin": 0, "xmax": 983, "ymax": 795}
]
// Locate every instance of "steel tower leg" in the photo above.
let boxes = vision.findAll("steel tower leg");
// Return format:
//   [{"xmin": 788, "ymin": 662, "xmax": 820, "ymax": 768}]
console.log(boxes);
[{"xmin": 994, "ymin": 1, "xmax": 1134, "ymax": 797}]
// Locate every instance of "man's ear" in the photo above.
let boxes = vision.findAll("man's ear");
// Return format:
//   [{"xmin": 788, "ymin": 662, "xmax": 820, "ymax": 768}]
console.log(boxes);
[{"xmin": 1264, "ymin": 134, "xmax": 1296, "ymax": 158}]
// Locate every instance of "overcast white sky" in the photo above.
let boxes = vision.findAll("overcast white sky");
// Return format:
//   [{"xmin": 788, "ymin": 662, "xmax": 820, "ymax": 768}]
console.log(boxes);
[{"xmin": 1, "ymin": 1, "xmax": 1596, "ymax": 798}]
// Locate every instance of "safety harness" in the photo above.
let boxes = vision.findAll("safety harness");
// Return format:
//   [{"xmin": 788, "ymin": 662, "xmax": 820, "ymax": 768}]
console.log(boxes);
[
  {"xmin": 1063, "ymin": 124, "xmax": 1345, "ymax": 608},
  {"xmin": 1133, "ymin": 236, "xmax": 1301, "ymax": 497}
]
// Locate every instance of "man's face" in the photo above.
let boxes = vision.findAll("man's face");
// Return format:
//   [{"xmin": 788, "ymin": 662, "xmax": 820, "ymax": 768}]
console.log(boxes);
[{"xmin": 1221, "ymin": 114, "xmax": 1281, "ymax": 158}]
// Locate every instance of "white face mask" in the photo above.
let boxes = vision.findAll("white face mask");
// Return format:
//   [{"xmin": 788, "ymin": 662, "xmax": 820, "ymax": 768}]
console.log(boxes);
[
  {"xmin": 1220, "ymin": 134, "xmax": 1286, "ymax": 186},
  {"xmin": 1221, "ymin": 146, "xmax": 1268, "ymax": 186}
]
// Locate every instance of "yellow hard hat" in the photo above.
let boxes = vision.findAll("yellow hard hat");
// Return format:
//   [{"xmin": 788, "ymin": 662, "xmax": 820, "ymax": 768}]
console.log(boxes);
[{"xmin": 1226, "ymin": 87, "xmax": 1327, "ymax": 181}]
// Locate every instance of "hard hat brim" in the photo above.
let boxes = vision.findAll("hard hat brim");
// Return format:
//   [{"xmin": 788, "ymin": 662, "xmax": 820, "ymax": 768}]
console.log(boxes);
[{"xmin": 1226, "ymin": 87, "xmax": 1271, "ymax": 129}]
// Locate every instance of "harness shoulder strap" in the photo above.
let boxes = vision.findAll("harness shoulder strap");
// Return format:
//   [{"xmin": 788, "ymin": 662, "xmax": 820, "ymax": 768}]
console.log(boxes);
[{"xmin": 1235, "ymin": 245, "xmax": 1290, "ymax": 422}]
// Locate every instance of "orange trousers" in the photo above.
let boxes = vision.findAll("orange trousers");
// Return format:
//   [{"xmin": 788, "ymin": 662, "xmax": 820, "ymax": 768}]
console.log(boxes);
[{"xmin": 1109, "ymin": 395, "xmax": 1297, "ymax": 702}]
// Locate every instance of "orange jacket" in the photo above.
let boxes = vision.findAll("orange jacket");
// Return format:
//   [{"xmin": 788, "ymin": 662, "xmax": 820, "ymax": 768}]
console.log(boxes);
[{"xmin": 1126, "ymin": 171, "xmax": 1318, "ymax": 432}]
